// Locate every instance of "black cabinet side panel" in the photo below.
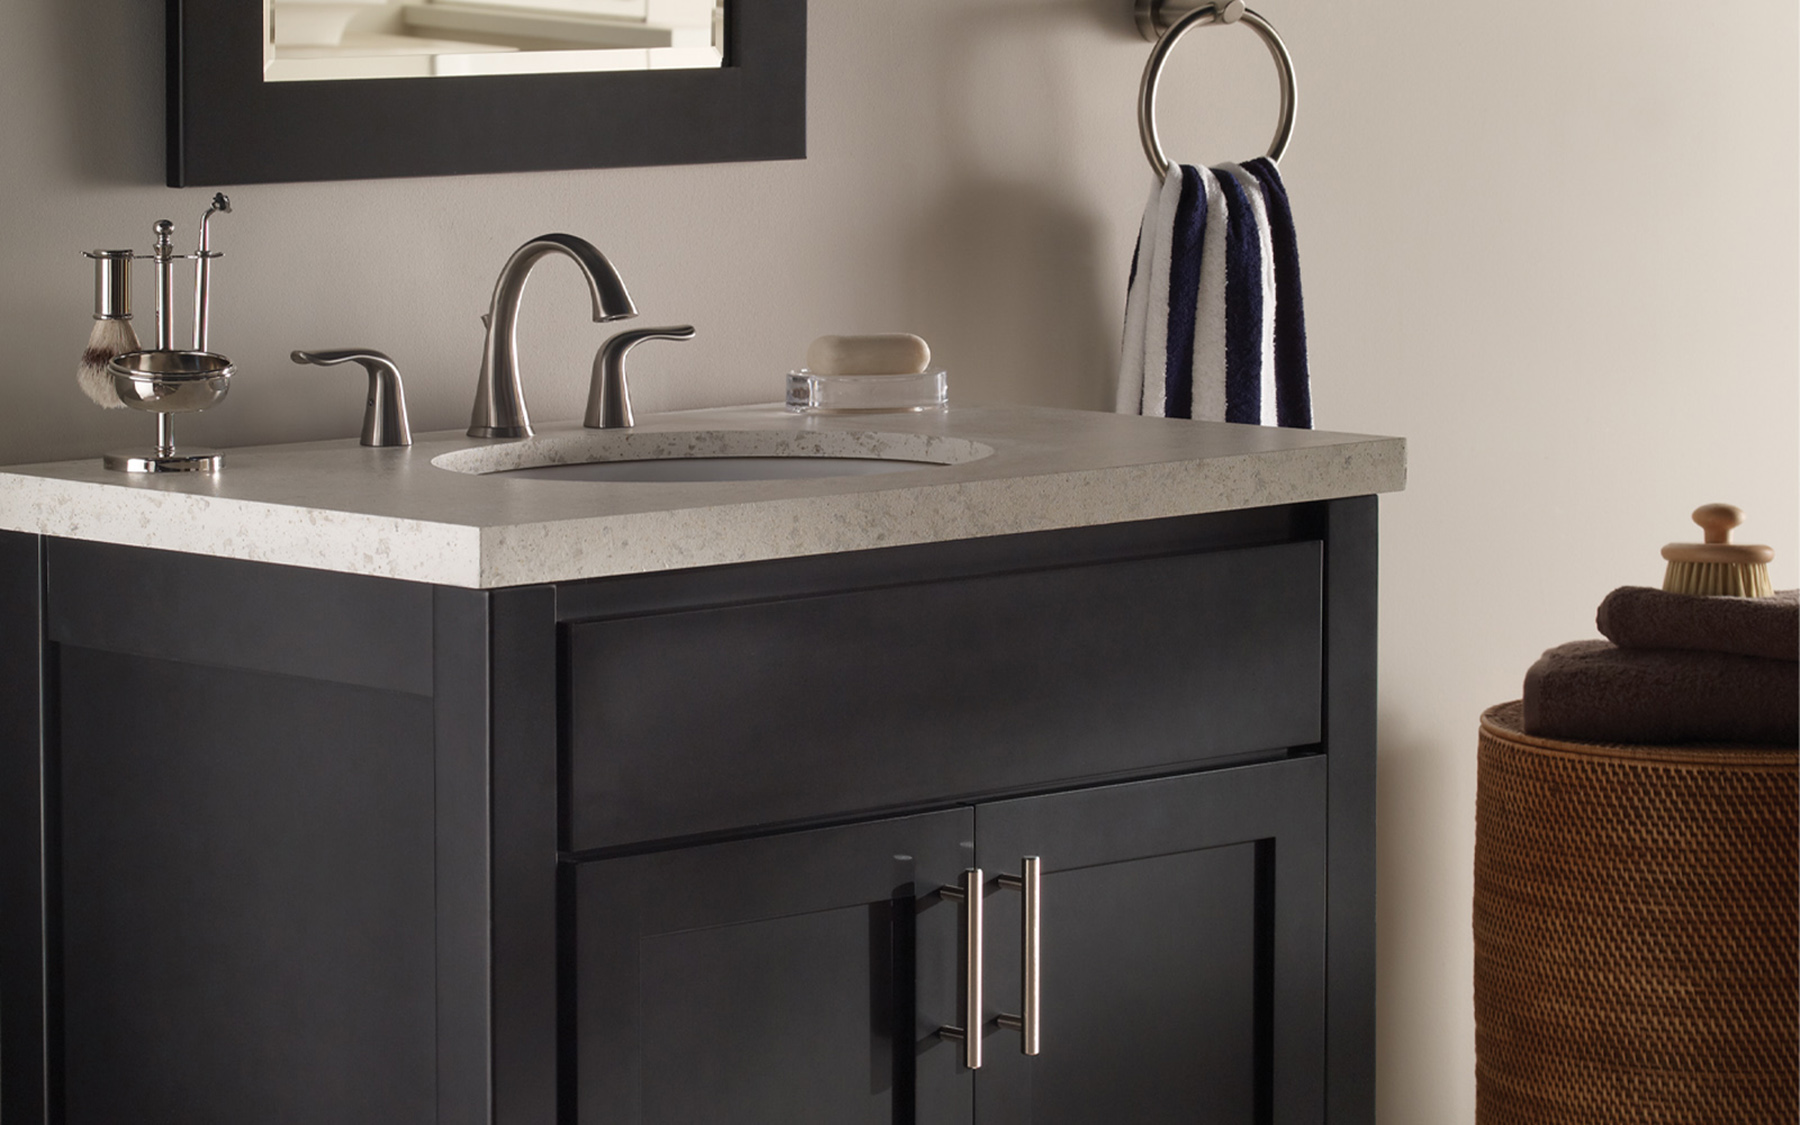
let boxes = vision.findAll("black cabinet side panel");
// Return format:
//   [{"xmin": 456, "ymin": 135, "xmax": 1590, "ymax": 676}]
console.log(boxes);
[
  {"xmin": 46, "ymin": 539, "xmax": 433, "ymax": 696},
  {"xmin": 0, "ymin": 532, "xmax": 51, "ymax": 1124},
  {"xmin": 1324, "ymin": 496, "xmax": 1379, "ymax": 1123},
  {"xmin": 490, "ymin": 586, "xmax": 560, "ymax": 1124},
  {"xmin": 435, "ymin": 587, "xmax": 494, "ymax": 1125},
  {"xmin": 57, "ymin": 648, "xmax": 436, "ymax": 1125}
]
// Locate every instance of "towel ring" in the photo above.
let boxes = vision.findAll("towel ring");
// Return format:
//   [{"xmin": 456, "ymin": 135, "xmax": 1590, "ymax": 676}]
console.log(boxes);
[{"xmin": 1137, "ymin": 0, "xmax": 1298, "ymax": 178}]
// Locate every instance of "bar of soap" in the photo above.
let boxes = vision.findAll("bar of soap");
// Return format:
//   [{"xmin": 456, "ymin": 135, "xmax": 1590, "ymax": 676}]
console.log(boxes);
[{"xmin": 806, "ymin": 334, "xmax": 931, "ymax": 376}]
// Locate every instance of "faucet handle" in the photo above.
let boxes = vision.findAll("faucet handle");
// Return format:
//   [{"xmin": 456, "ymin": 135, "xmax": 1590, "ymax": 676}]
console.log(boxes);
[
  {"xmin": 291, "ymin": 348, "xmax": 413, "ymax": 448},
  {"xmin": 585, "ymin": 325, "xmax": 696, "ymax": 430}
]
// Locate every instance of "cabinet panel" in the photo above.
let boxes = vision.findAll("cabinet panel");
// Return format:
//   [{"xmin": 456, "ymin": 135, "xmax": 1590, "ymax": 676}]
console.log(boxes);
[
  {"xmin": 565, "ymin": 541, "xmax": 1322, "ymax": 850},
  {"xmin": 975, "ymin": 756, "xmax": 1327, "ymax": 1124},
  {"xmin": 573, "ymin": 809, "xmax": 975, "ymax": 1124},
  {"xmin": 57, "ymin": 646, "xmax": 437, "ymax": 1125},
  {"xmin": 1018, "ymin": 845, "xmax": 1259, "ymax": 1120}
]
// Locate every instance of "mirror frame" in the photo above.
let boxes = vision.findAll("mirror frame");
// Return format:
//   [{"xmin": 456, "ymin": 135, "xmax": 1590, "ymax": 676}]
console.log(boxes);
[{"xmin": 166, "ymin": 0, "xmax": 806, "ymax": 186}]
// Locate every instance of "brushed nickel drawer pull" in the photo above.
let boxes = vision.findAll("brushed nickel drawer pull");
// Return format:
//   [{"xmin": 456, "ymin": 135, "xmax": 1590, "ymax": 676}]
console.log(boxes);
[
  {"xmin": 996, "ymin": 856, "xmax": 1041, "ymax": 1055},
  {"xmin": 936, "ymin": 867, "xmax": 984, "ymax": 1069}
]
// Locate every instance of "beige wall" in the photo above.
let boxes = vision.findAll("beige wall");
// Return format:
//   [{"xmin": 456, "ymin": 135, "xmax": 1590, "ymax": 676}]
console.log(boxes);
[{"xmin": 3, "ymin": 0, "xmax": 1794, "ymax": 1118}]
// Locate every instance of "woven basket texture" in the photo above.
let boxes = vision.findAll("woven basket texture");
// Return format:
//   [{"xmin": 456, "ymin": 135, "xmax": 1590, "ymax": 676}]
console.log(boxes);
[{"xmin": 1474, "ymin": 702, "xmax": 1798, "ymax": 1124}]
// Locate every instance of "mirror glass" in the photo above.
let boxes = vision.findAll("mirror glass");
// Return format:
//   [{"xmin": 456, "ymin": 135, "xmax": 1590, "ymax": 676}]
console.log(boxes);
[{"xmin": 263, "ymin": 0, "xmax": 723, "ymax": 83}]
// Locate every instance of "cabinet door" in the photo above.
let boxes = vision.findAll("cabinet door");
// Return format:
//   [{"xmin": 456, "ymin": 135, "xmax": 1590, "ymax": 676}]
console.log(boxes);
[
  {"xmin": 572, "ymin": 809, "xmax": 975, "ymax": 1124},
  {"xmin": 975, "ymin": 756, "xmax": 1327, "ymax": 1125}
]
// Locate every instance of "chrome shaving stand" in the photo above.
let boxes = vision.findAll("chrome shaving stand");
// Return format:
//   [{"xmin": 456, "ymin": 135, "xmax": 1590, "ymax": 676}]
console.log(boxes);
[
  {"xmin": 102, "ymin": 351, "xmax": 234, "ymax": 473},
  {"xmin": 100, "ymin": 196, "xmax": 236, "ymax": 473}
]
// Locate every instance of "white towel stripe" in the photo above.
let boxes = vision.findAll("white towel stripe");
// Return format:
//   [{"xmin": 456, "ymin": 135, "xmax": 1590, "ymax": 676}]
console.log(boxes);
[
  {"xmin": 1191, "ymin": 167, "xmax": 1230, "ymax": 423},
  {"xmin": 1139, "ymin": 170, "xmax": 1185, "ymax": 418}
]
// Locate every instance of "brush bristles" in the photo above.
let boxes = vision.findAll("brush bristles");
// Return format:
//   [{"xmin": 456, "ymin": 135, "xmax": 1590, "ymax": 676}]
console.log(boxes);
[
  {"xmin": 79, "ymin": 318, "xmax": 138, "ymax": 409},
  {"xmin": 1663, "ymin": 560, "xmax": 1775, "ymax": 598}
]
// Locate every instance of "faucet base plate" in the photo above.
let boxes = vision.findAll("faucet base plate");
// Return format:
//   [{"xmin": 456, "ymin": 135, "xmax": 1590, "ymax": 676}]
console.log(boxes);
[{"xmin": 104, "ymin": 448, "xmax": 225, "ymax": 474}]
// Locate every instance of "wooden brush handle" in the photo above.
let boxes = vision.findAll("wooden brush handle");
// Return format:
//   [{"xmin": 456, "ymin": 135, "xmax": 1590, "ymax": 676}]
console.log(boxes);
[{"xmin": 1693, "ymin": 503, "xmax": 1743, "ymax": 544}]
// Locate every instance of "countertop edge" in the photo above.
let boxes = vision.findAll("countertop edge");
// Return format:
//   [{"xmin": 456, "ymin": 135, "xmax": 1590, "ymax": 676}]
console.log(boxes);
[
  {"xmin": 475, "ymin": 439, "xmax": 1405, "ymax": 588},
  {"xmin": 0, "ymin": 474, "xmax": 485, "ymax": 587},
  {"xmin": 0, "ymin": 423, "xmax": 1405, "ymax": 589}
]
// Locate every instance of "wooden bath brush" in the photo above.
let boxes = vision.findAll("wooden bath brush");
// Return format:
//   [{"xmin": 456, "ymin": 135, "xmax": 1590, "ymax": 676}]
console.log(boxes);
[{"xmin": 1662, "ymin": 503, "xmax": 1775, "ymax": 597}]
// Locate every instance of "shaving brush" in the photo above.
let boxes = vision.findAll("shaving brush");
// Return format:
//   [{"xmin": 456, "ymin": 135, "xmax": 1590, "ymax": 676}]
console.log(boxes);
[{"xmin": 79, "ymin": 250, "xmax": 139, "ymax": 408}]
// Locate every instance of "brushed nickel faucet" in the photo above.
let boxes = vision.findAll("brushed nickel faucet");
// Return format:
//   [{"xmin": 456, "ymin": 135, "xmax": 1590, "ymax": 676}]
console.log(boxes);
[{"xmin": 467, "ymin": 233, "xmax": 637, "ymax": 439}]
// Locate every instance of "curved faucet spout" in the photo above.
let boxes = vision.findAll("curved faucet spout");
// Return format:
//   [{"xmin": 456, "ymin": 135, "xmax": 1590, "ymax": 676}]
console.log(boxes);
[{"xmin": 468, "ymin": 233, "xmax": 638, "ymax": 439}]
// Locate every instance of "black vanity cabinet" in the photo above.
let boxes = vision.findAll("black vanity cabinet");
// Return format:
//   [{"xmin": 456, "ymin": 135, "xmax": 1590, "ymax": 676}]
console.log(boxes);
[{"xmin": 0, "ymin": 496, "xmax": 1376, "ymax": 1124}]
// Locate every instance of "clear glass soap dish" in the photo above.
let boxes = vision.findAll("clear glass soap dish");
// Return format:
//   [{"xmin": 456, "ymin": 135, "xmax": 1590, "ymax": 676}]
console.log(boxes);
[{"xmin": 785, "ymin": 369, "xmax": 948, "ymax": 414}]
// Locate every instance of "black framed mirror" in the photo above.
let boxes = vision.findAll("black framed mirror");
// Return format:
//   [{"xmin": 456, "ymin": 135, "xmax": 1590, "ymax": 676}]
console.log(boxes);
[{"xmin": 166, "ymin": 0, "xmax": 805, "ymax": 186}]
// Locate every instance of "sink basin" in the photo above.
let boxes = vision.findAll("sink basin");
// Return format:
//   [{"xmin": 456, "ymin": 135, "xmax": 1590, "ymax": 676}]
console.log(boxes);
[
  {"xmin": 499, "ymin": 456, "xmax": 942, "ymax": 483},
  {"xmin": 432, "ymin": 429, "xmax": 994, "ymax": 483}
]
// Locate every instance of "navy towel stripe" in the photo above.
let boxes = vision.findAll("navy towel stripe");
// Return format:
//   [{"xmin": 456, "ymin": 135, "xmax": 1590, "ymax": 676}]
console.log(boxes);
[
  {"xmin": 1211, "ymin": 168, "xmax": 1263, "ymax": 425},
  {"xmin": 1162, "ymin": 166, "xmax": 1207, "ymax": 420},
  {"xmin": 1243, "ymin": 157, "xmax": 1312, "ymax": 429}
]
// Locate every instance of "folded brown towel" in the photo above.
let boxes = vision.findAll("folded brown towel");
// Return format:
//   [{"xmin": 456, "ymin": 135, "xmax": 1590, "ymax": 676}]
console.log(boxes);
[
  {"xmin": 1597, "ymin": 586, "xmax": 1798, "ymax": 662},
  {"xmin": 1523, "ymin": 639, "xmax": 1798, "ymax": 745}
]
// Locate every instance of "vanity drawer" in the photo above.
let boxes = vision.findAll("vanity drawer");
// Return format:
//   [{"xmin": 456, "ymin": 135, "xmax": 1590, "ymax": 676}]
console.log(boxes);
[{"xmin": 563, "ymin": 540, "xmax": 1322, "ymax": 851}]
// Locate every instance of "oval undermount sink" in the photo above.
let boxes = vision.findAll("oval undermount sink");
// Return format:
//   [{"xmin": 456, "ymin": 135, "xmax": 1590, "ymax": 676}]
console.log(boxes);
[
  {"xmin": 499, "ymin": 456, "xmax": 941, "ymax": 483},
  {"xmin": 431, "ymin": 429, "xmax": 993, "ymax": 483}
]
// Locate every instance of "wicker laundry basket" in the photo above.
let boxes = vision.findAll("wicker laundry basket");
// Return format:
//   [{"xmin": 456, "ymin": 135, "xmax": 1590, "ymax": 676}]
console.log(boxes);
[{"xmin": 1473, "ymin": 701, "xmax": 1798, "ymax": 1124}]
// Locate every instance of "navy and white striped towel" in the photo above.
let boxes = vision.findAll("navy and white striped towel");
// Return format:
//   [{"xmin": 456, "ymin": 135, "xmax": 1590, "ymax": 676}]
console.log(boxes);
[{"xmin": 1116, "ymin": 160, "xmax": 1310, "ymax": 427}]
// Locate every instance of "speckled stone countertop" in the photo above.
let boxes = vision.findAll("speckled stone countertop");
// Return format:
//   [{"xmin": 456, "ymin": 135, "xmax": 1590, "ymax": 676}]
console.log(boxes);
[{"xmin": 0, "ymin": 405, "xmax": 1405, "ymax": 589}]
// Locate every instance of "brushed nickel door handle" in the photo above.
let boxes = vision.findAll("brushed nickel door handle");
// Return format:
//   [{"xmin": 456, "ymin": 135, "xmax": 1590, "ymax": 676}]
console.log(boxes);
[
  {"xmin": 936, "ymin": 868, "xmax": 984, "ymax": 1069},
  {"xmin": 996, "ymin": 856, "xmax": 1041, "ymax": 1055}
]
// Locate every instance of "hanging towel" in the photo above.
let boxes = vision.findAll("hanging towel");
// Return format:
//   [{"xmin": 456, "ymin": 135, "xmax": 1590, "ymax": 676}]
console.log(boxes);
[
  {"xmin": 1223, "ymin": 164, "xmax": 1279, "ymax": 424},
  {"xmin": 1114, "ymin": 177, "xmax": 1158, "ymax": 415},
  {"xmin": 1116, "ymin": 160, "xmax": 1311, "ymax": 428},
  {"xmin": 1213, "ymin": 164, "xmax": 1272, "ymax": 424},
  {"xmin": 1158, "ymin": 166, "xmax": 1207, "ymax": 419},
  {"xmin": 1118, "ymin": 169, "xmax": 1188, "ymax": 416},
  {"xmin": 1241, "ymin": 157, "xmax": 1312, "ymax": 427},
  {"xmin": 1188, "ymin": 167, "xmax": 1229, "ymax": 421},
  {"xmin": 1118, "ymin": 165, "xmax": 1222, "ymax": 418}
]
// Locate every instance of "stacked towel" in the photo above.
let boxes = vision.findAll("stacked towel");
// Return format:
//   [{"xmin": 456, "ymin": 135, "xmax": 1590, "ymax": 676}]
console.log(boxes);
[
  {"xmin": 1116, "ymin": 159, "xmax": 1310, "ymax": 428},
  {"xmin": 1523, "ymin": 641, "xmax": 1797, "ymax": 745},
  {"xmin": 1597, "ymin": 586, "xmax": 1798, "ymax": 661},
  {"xmin": 1523, "ymin": 587, "xmax": 1800, "ymax": 745}
]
